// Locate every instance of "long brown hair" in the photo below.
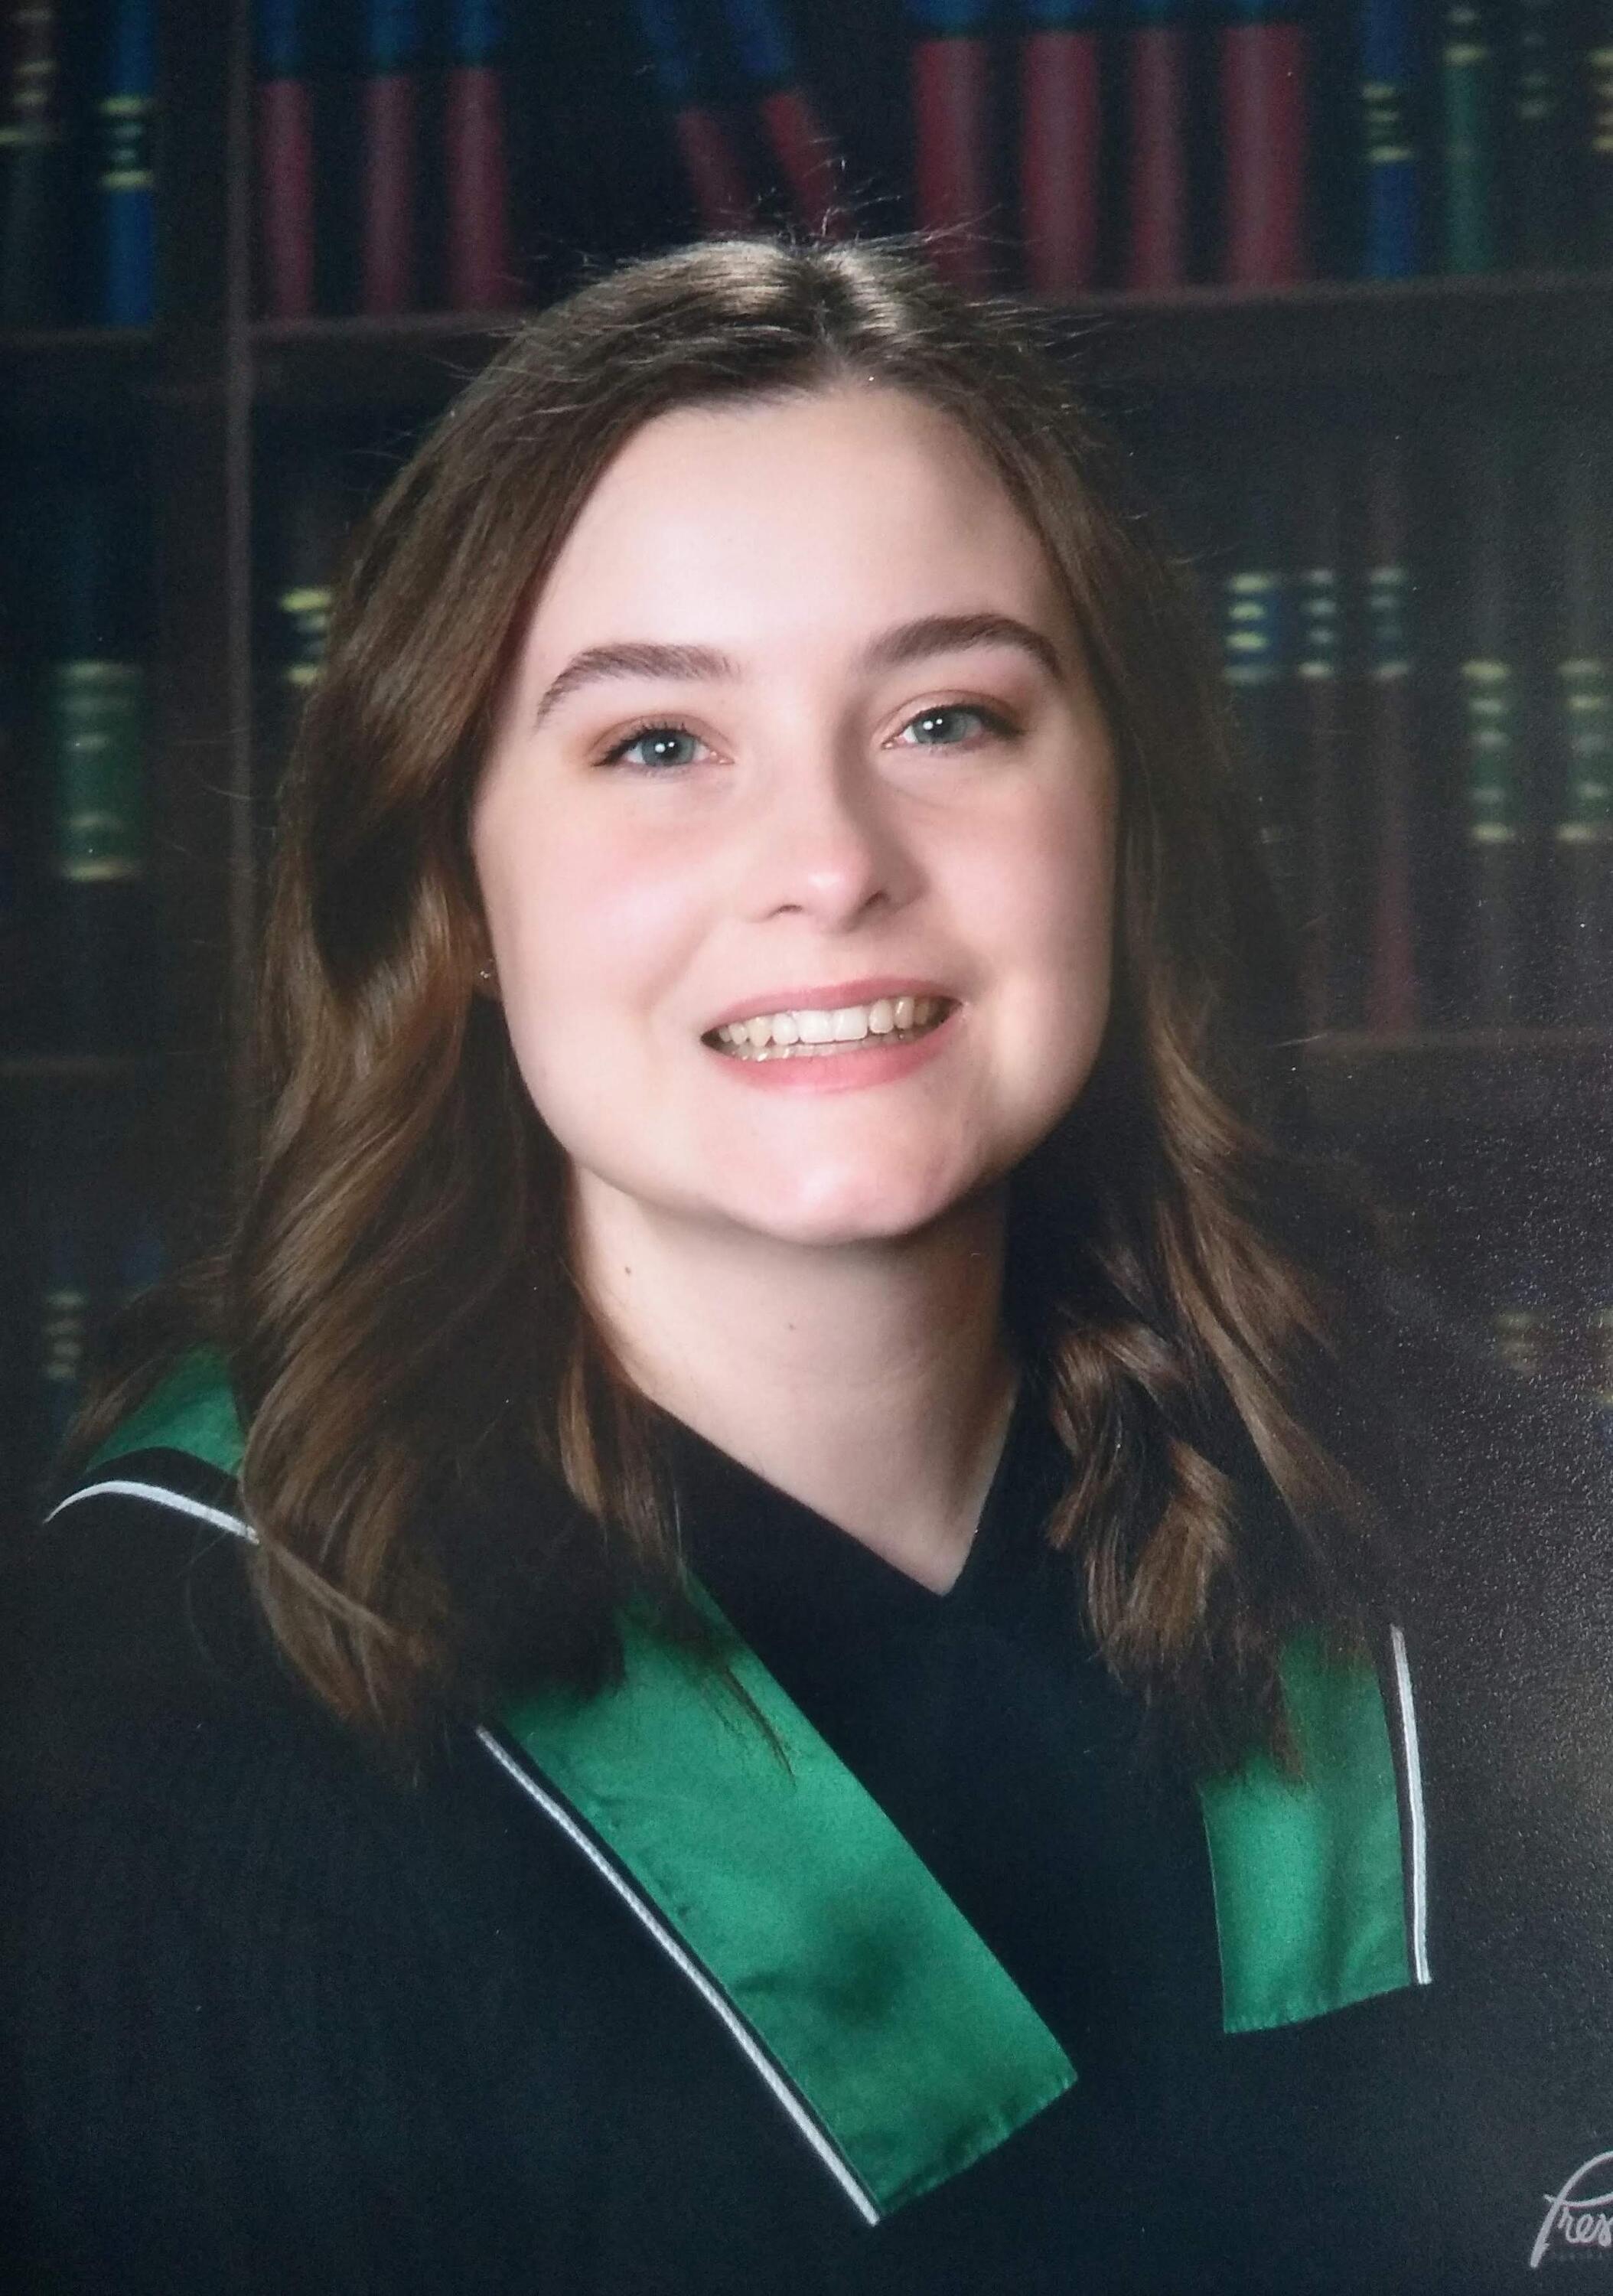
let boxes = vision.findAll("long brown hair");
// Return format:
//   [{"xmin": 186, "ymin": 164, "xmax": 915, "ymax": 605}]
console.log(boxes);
[{"xmin": 77, "ymin": 235, "xmax": 1379, "ymax": 1767}]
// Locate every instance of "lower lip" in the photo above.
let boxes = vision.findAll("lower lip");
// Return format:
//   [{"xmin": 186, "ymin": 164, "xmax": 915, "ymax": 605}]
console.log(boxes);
[{"xmin": 704, "ymin": 1010, "xmax": 959, "ymax": 1093}]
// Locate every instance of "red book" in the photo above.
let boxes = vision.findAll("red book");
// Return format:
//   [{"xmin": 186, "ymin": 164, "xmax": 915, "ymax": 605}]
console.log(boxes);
[
  {"xmin": 444, "ymin": 0, "xmax": 513, "ymax": 310},
  {"xmin": 911, "ymin": 5, "xmax": 995, "ymax": 289},
  {"xmin": 1018, "ymin": 16, "xmax": 1101, "ymax": 294},
  {"xmin": 1124, "ymin": 5, "xmax": 1190, "ymax": 290},
  {"xmin": 758, "ymin": 86, "xmax": 849, "ymax": 236},
  {"xmin": 1220, "ymin": 8, "xmax": 1308, "ymax": 286},
  {"xmin": 360, "ymin": 2, "xmax": 422, "ymax": 314},
  {"xmin": 256, "ymin": 2, "xmax": 314, "ymax": 319},
  {"xmin": 637, "ymin": 0, "xmax": 754, "ymax": 234}
]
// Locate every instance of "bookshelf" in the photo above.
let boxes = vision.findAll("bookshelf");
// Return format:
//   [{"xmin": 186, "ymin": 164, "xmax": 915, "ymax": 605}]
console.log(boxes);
[{"xmin": 3, "ymin": 0, "xmax": 1612, "ymax": 1521}]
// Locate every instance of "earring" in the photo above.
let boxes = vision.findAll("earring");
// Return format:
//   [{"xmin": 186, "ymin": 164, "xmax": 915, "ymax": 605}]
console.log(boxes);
[{"xmin": 477, "ymin": 964, "xmax": 494, "ymax": 984}]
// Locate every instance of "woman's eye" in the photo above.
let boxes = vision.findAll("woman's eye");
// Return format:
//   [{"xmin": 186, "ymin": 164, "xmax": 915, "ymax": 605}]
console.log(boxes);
[
  {"xmin": 602, "ymin": 722, "xmax": 709, "ymax": 771},
  {"xmin": 894, "ymin": 703, "xmax": 1012, "ymax": 749}
]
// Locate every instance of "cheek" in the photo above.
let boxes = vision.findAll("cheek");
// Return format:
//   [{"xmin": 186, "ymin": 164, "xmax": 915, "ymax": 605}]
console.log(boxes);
[
  {"xmin": 967, "ymin": 780, "xmax": 1116, "ymax": 987},
  {"xmin": 477, "ymin": 803, "xmax": 707, "ymax": 1055}
]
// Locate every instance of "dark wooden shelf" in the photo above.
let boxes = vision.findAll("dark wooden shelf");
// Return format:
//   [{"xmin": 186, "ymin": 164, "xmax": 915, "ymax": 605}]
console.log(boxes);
[
  {"xmin": 0, "ymin": 326, "xmax": 158, "ymax": 422},
  {"xmin": 252, "ymin": 307, "xmax": 526, "ymax": 411},
  {"xmin": 246, "ymin": 270, "xmax": 1613, "ymax": 411},
  {"xmin": 1056, "ymin": 269, "xmax": 1613, "ymax": 391}
]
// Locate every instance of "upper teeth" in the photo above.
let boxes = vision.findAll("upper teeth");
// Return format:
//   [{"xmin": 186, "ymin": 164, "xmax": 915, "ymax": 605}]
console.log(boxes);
[{"xmin": 712, "ymin": 995, "xmax": 943, "ymax": 1049}]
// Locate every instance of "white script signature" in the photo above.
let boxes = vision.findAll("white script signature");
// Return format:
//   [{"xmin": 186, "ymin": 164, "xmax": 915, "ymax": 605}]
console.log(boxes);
[{"xmin": 1532, "ymin": 2153, "xmax": 1613, "ymax": 2268}]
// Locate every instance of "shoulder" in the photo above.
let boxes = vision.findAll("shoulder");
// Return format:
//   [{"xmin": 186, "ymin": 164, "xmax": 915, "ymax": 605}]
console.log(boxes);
[{"xmin": 5, "ymin": 1446, "xmax": 262, "ymax": 1731}]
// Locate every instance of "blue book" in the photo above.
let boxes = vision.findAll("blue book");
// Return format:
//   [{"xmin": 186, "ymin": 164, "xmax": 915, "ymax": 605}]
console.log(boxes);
[
  {"xmin": 1360, "ymin": 0, "xmax": 1419, "ymax": 277},
  {"xmin": 97, "ymin": 0, "xmax": 155, "ymax": 324}
]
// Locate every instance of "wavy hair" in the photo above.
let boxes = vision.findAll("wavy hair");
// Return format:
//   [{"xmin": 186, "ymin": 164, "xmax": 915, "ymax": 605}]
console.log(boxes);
[{"xmin": 77, "ymin": 235, "xmax": 1378, "ymax": 1768}]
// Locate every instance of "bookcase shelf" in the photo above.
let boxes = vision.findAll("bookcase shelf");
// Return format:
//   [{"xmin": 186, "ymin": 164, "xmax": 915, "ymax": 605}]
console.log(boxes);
[
  {"xmin": 0, "ymin": 326, "xmax": 158, "ymax": 423},
  {"xmin": 246, "ymin": 271, "xmax": 1613, "ymax": 413}
]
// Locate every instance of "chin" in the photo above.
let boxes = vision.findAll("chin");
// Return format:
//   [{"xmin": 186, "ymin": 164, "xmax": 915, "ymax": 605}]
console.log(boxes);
[{"xmin": 715, "ymin": 1159, "xmax": 999, "ymax": 1251}]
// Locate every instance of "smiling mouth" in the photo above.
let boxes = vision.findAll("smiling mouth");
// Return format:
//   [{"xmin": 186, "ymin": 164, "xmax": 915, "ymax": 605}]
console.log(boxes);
[{"xmin": 704, "ymin": 994, "xmax": 955, "ymax": 1060}]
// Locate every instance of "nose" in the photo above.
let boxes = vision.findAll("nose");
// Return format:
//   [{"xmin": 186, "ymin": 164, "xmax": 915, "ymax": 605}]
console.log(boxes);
[{"xmin": 740, "ymin": 745, "xmax": 919, "ymax": 931}]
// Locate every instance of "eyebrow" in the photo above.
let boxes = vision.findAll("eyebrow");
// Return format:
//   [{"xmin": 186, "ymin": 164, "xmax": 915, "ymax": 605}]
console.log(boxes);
[{"xmin": 528, "ymin": 612, "xmax": 1065, "ymax": 733}]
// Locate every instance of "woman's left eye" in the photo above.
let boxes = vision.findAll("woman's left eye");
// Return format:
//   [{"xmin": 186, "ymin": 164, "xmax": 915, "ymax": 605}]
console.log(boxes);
[{"xmin": 893, "ymin": 703, "xmax": 1015, "ymax": 749}]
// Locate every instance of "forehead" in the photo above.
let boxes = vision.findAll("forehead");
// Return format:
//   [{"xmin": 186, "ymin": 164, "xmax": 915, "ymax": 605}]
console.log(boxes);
[{"xmin": 520, "ymin": 385, "xmax": 1067, "ymax": 655}]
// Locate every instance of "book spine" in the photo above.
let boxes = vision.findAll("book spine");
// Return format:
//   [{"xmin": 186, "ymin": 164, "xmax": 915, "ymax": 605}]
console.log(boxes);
[
  {"xmin": 0, "ymin": 0, "xmax": 64, "ymax": 326},
  {"xmin": 1220, "ymin": 1, "xmax": 1309, "ymax": 285},
  {"xmin": 720, "ymin": 0, "xmax": 850, "ymax": 236},
  {"xmin": 635, "ymin": 0, "xmax": 754, "ymax": 233},
  {"xmin": 1551, "ymin": 421, "xmax": 1613, "ymax": 1022},
  {"xmin": 256, "ymin": 0, "xmax": 314, "ymax": 318},
  {"xmin": 1123, "ymin": 3, "xmax": 1189, "ymax": 292},
  {"xmin": 1510, "ymin": 0, "xmax": 1568, "ymax": 267},
  {"xmin": 1454, "ymin": 428, "xmax": 1530, "ymax": 1022},
  {"xmin": 37, "ymin": 1213, "xmax": 91, "ymax": 1464},
  {"xmin": 1438, "ymin": 0, "xmax": 1499, "ymax": 272},
  {"xmin": 1293, "ymin": 449, "xmax": 1352, "ymax": 1029},
  {"xmin": 909, "ymin": 0, "xmax": 995, "ymax": 289},
  {"xmin": 42, "ymin": 477, "xmax": 151, "ymax": 1055},
  {"xmin": 1360, "ymin": 0, "xmax": 1419, "ymax": 277},
  {"xmin": 1583, "ymin": 0, "xmax": 1613, "ymax": 263},
  {"xmin": 96, "ymin": 0, "xmax": 155, "ymax": 325},
  {"xmin": 360, "ymin": 0, "xmax": 422, "ymax": 314},
  {"xmin": 45, "ymin": 657, "xmax": 149, "ymax": 1051},
  {"xmin": 443, "ymin": 0, "xmax": 513, "ymax": 308},
  {"xmin": 1220, "ymin": 485, "xmax": 1301, "ymax": 936},
  {"xmin": 1360, "ymin": 435, "xmax": 1419, "ymax": 1032},
  {"xmin": 0, "ymin": 640, "xmax": 24, "ymax": 1046},
  {"xmin": 265, "ymin": 449, "xmax": 352, "ymax": 770},
  {"xmin": 1018, "ymin": 5, "xmax": 1102, "ymax": 295}
]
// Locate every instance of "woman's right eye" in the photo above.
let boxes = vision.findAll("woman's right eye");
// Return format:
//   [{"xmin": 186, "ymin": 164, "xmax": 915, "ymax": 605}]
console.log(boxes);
[{"xmin": 600, "ymin": 722, "xmax": 710, "ymax": 772}]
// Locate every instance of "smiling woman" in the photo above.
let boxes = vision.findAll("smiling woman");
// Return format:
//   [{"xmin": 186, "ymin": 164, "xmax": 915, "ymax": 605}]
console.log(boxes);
[{"xmin": 8, "ymin": 236, "xmax": 1613, "ymax": 2296}]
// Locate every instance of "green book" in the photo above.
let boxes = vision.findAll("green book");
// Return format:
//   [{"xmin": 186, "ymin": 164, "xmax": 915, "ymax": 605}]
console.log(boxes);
[
  {"xmin": 42, "ymin": 478, "xmax": 152, "ymax": 1054},
  {"xmin": 1583, "ymin": 0, "xmax": 1613, "ymax": 264},
  {"xmin": 1452, "ymin": 421, "xmax": 1530, "ymax": 1023},
  {"xmin": 1439, "ymin": 0, "xmax": 1499, "ymax": 272},
  {"xmin": 1292, "ymin": 448, "xmax": 1354, "ymax": 1029},
  {"xmin": 1509, "ymin": 0, "xmax": 1569, "ymax": 266},
  {"xmin": 1219, "ymin": 475, "xmax": 1298, "ymax": 928},
  {"xmin": 1550, "ymin": 418, "xmax": 1613, "ymax": 1022}
]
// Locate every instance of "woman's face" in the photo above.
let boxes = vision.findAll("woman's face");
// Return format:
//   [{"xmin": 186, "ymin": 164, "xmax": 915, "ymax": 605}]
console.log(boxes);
[{"xmin": 471, "ymin": 385, "xmax": 1116, "ymax": 1254}]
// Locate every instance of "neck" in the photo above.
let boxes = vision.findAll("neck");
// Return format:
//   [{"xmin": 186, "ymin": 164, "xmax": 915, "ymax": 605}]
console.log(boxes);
[{"xmin": 572, "ymin": 1184, "xmax": 1019, "ymax": 1593}]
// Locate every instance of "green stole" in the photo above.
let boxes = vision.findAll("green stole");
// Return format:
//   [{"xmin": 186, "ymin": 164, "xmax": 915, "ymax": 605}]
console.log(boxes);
[{"xmin": 87, "ymin": 1353, "xmax": 1425, "ymax": 2219}]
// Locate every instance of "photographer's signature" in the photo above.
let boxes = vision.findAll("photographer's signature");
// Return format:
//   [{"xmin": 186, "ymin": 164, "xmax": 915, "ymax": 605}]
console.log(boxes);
[{"xmin": 1532, "ymin": 2154, "xmax": 1613, "ymax": 2267}]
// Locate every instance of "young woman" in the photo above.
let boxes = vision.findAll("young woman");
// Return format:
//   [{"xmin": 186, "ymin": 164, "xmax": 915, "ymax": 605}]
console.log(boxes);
[{"xmin": 5, "ymin": 236, "xmax": 1611, "ymax": 2296}]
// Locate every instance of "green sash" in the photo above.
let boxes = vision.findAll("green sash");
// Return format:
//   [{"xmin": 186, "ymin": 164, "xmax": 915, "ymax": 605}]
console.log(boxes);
[{"xmin": 86, "ymin": 1351, "xmax": 1426, "ymax": 2216}]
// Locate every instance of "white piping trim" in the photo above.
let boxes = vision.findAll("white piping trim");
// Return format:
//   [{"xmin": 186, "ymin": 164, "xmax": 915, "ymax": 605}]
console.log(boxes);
[
  {"xmin": 1388, "ymin": 1624, "xmax": 1431, "ymax": 1985},
  {"xmin": 475, "ymin": 1726, "xmax": 881, "ymax": 2227},
  {"xmin": 47, "ymin": 1479, "xmax": 253, "ymax": 1542},
  {"xmin": 58, "ymin": 1469, "xmax": 881, "ymax": 2220}
]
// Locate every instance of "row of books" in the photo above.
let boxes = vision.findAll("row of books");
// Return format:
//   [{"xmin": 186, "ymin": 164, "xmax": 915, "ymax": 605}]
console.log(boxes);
[
  {"xmin": 8, "ymin": 0, "xmax": 1610, "ymax": 334},
  {"xmin": 1175, "ymin": 409, "xmax": 1613, "ymax": 1032},
  {"xmin": 251, "ymin": 1, "xmax": 1613, "ymax": 323},
  {"xmin": 0, "ymin": 0, "xmax": 155, "ymax": 328},
  {"xmin": 915, "ymin": 0, "xmax": 1613, "ymax": 292}
]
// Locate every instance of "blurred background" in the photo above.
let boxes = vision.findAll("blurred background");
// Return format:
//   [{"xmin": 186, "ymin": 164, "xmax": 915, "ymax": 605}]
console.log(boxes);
[{"xmin": 2, "ymin": 0, "xmax": 1611, "ymax": 1525}]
